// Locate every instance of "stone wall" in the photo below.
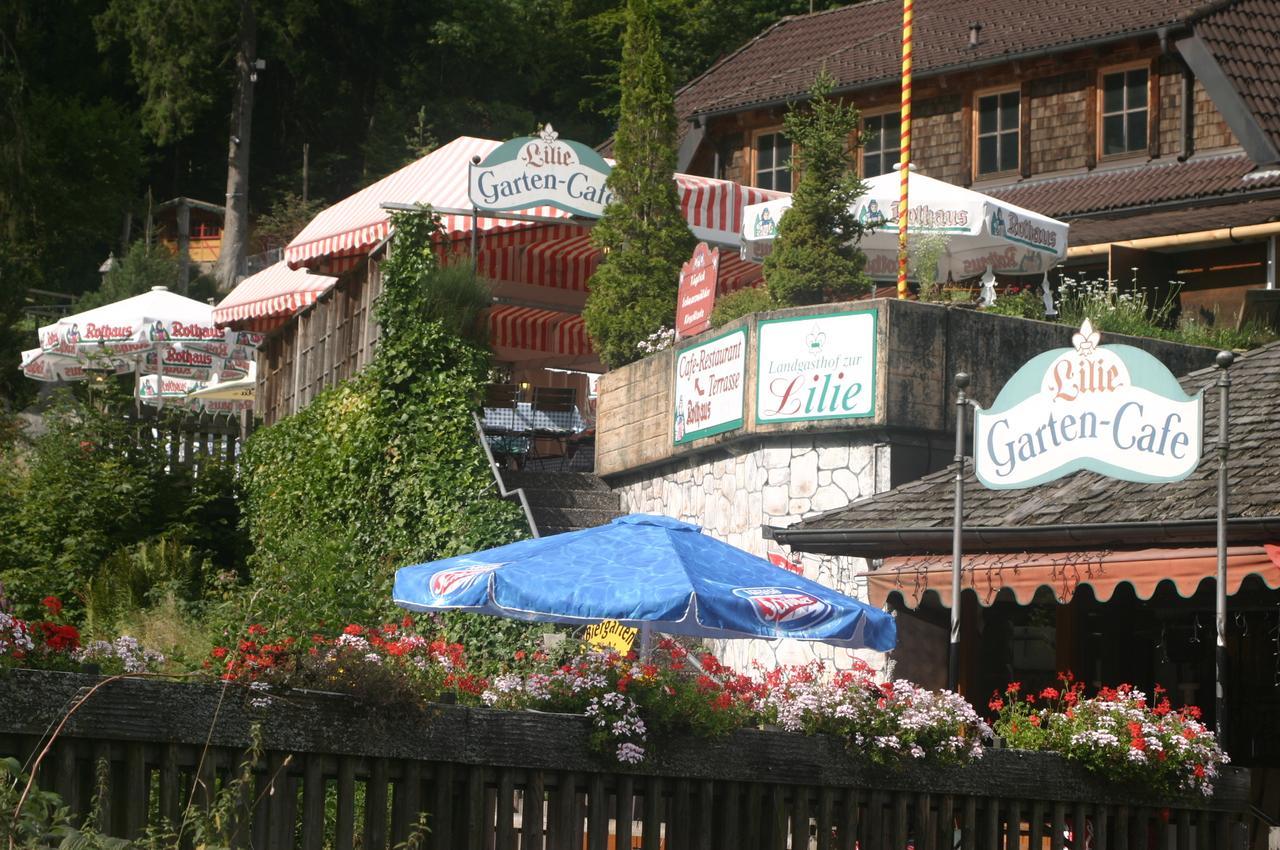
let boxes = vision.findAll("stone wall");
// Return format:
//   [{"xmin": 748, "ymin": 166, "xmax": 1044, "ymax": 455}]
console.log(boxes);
[{"xmin": 615, "ymin": 432, "xmax": 893, "ymax": 675}]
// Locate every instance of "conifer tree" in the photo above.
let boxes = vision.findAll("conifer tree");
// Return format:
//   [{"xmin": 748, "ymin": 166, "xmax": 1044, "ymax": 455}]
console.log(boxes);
[
  {"xmin": 764, "ymin": 72, "xmax": 871, "ymax": 306},
  {"xmin": 584, "ymin": 0, "xmax": 695, "ymax": 368}
]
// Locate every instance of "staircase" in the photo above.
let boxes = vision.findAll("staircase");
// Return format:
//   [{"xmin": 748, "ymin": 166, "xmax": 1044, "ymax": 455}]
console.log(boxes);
[{"xmin": 502, "ymin": 471, "xmax": 625, "ymax": 536}]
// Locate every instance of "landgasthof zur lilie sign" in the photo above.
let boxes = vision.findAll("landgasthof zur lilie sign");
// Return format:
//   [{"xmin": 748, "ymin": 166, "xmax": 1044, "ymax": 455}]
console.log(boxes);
[
  {"xmin": 755, "ymin": 309, "xmax": 877, "ymax": 424},
  {"xmin": 974, "ymin": 319, "xmax": 1203, "ymax": 489}
]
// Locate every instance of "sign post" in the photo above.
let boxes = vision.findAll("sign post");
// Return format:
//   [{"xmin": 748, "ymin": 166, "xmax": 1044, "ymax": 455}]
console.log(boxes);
[
  {"xmin": 949, "ymin": 372, "xmax": 970, "ymax": 692},
  {"xmin": 1214, "ymin": 350, "xmax": 1234, "ymax": 742}
]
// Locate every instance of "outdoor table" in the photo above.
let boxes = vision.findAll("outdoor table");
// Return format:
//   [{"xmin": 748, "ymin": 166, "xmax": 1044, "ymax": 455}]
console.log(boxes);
[{"xmin": 480, "ymin": 402, "xmax": 587, "ymax": 436}]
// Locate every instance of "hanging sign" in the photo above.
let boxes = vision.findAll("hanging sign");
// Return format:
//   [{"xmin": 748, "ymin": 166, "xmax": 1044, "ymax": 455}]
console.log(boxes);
[
  {"xmin": 468, "ymin": 124, "xmax": 614, "ymax": 218},
  {"xmin": 673, "ymin": 328, "xmax": 746, "ymax": 445},
  {"xmin": 676, "ymin": 243, "xmax": 720, "ymax": 338},
  {"xmin": 583, "ymin": 619, "xmax": 637, "ymax": 654},
  {"xmin": 973, "ymin": 319, "xmax": 1203, "ymax": 489},
  {"xmin": 756, "ymin": 309, "xmax": 878, "ymax": 424}
]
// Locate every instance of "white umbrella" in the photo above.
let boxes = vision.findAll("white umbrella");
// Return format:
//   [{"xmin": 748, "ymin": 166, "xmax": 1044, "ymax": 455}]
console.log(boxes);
[
  {"xmin": 138, "ymin": 374, "xmax": 254, "ymax": 414},
  {"xmin": 741, "ymin": 170, "xmax": 1069, "ymax": 281},
  {"xmin": 21, "ymin": 286, "xmax": 262, "ymax": 409}
]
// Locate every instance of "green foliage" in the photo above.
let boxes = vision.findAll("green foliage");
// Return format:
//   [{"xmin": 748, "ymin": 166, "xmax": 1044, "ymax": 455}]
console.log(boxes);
[
  {"xmin": 907, "ymin": 234, "xmax": 951, "ymax": 301},
  {"xmin": 77, "ymin": 242, "xmax": 180, "ymax": 310},
  {"xmin": 710, "ymin": 286, "xmax": 775, "ymax": 328},
  {"xmin": 253, "ymin": 192, "xmax": 327, "ymax": 254},
  {"xmin": 0, "ymin": 384, "xmax": 245, "ymax": 624},
  {"xmin": 232, "ymin": 209, "xmax": 527, "ymax": 637},
  {"xmin": 584, "ymin": 0, "xmax": 696, "ymax": 368},
  {"xmin": 983, "ymin": 289, "xmax": 1045, "ymax": 320},
  {"xmin": 763, "ymin": 72, "xmax": 871, "ymax": 306}
]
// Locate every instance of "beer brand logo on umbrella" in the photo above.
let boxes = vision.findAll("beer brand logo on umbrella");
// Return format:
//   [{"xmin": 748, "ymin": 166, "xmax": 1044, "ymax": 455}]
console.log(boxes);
[
  {"xmin": 429, "ymin": 563, "xmax": 502, "ymax": 600},
  {"xmin": 732, "ymin": 587, "xmax": 834, "ymax": 631}
]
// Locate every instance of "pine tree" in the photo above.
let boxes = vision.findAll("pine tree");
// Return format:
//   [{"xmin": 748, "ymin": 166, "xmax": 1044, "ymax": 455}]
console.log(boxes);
[
  {"xmin": 584, "ymin": 0, "xmax": 695, "ymax": 369},
  {"xmin": 764, "ymin": 72, "xmax": 871, "ymax": 306}
]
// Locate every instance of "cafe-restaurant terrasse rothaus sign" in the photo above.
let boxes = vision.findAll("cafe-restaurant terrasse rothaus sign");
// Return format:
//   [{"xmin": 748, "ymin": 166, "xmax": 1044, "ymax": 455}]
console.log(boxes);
[
  {"xmin": 973, "ymin": 319, "xmax": 1203, "ymax": 489},
  {"xmin": 468, "ymin": 124, "xmax": 613, "ymax": 218},
  {"xmin": 674, "ymin": 328, "xmax": 747, "ymax": 445}
]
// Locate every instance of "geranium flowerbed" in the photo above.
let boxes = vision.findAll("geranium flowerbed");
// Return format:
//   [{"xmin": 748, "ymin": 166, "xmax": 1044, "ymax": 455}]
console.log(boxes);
[{"xmin": 2, "ymin": 609, "xmax": 1229, "ymax": 797}]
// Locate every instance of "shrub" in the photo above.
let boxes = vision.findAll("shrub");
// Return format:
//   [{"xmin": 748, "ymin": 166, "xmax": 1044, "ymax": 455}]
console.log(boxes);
[
  {"xmin": 710, "ymin": 286, "xmax": 774, "ymax": 328},
  {"xmin": 763, "ymin": 72, "xmax": 871, "ymax": 306},
  {"xmin": 583, "ymin": 0, "xmax": 696, "ymax": 367}
]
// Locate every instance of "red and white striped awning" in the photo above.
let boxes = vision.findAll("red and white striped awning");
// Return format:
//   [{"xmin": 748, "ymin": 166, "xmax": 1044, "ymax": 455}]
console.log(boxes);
[
  {"xmin": 716, "ymin": 252, "xmax": 765, "ymax": 295},
  {"xmin": 213, "ymin": 261, "xmax": 338, "ymax": 329},
  {"xmin": 487, "ymin": 306, "xmax": 594, "ymax": 358},
  {"xmin": 285, "ymin": 136, "xmax": 787, "ymax": 270}
]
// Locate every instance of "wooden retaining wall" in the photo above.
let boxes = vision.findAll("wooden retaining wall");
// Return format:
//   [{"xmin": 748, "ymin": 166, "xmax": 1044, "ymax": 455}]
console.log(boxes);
[{"xmin": 0, "ymin": 671, "xmax": 1252, "ymax": 850}]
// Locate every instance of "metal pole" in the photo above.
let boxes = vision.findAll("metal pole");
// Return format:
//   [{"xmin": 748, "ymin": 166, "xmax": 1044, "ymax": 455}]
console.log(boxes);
[
  {"xmin": 1214, "ymin": 350, "xmax": 1234, "ymax": 743},
  {"xmin": 896, "ymin": 0, "xmax": 914, "ymax": 299},
  {"xmin": 469, "ymin": 157, "xmax": 481, "ymax": 271},
  {"xmin": 949, "ymin": 372, "xmax": 970, "ymax": 693}
]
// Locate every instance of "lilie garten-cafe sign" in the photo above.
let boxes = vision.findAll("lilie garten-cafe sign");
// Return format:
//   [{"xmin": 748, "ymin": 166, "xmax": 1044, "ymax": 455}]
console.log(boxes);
[
  {"xmin": 468, "ymin": 125, "xmax": 613, "ymax": 218},
  {"xmin": 973, "ymin": 319, "xmax": 1203, "ymax": 489}
]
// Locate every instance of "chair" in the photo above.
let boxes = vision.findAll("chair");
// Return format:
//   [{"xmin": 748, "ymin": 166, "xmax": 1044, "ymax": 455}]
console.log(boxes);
[
  {"xmin": 482, "ymin": 384, "xmax": 520, "ymax": 433},
  {"xmin": 528, "ymin": 387, "xmax": 578, "ymax": 469}
]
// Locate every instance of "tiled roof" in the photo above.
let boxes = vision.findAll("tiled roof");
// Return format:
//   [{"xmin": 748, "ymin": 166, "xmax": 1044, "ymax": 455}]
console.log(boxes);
[
  {"xmin": 1067, "ymin": 195, "xmax": 1280, "ymax": 245},
  {"xmin": 1195, "ymin": 0, "xmax": 1280, "ymax": 153},
  {"xmin": 676, "ymin": 0, "xmax": 1206, "ymax": 119},
  {"xmin": 790, "ymin": 339, "xmax": 1280, "ymax": 533},
  {"xmin": 984, "ymin": 151, "xmax": 1280, "ymax": 219}
]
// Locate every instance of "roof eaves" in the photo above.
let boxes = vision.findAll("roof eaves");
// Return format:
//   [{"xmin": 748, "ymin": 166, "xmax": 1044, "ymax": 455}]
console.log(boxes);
[{"xmin": 1177, "ymin": 33, "xmax": 1280, "ymax": 164}]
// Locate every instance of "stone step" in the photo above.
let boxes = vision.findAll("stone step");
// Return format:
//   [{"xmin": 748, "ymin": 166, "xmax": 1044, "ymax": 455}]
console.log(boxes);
[
  {"xmin": 510, "ymin": 487, "xmax": 621, "ymax": 511},
  {"xmin": 504, "ymin": 471, "xmax": 615, "ymax": 494},
  {"xmin": 529, "ymin": 505, "xmax": 624, "ymax": 532}
]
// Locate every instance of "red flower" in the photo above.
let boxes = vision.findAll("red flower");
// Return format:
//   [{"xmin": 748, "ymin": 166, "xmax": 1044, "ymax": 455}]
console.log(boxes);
[
  {"xmin": 212, "ymin": 647, "xmax": 229, "ymax": 660},
  {"xmin": 1007, "ymin": 681, "xmax": 1021, "ymax": 694},
  {"xmin": 988, "ymin": 694, "xmax": 1004, "ymax": 712},
  {"xmin": 41, "ymin": 596, "xmax": 63, "ymax": 616},
  {"xmin": 1029, "ymin": 715, "xmax": 1041, "ymax": 727},
  {"xmin": 1040, "ymin": 687, "xmax": 1059, "ymax": 701},
  {"xmin": 247, "ymin": 623, "xmax": 267, "ymax": 636},
  {"xmin": 514, "ymin": 650, "xmax": 526, "ymax": 661},
  {"xmin": 1194, "ymin": 764, "xmax": 1206, "ymax": 778},
  {"xmin": 343, "ymin": 624, "xmax": 364, "ymax": 636}
]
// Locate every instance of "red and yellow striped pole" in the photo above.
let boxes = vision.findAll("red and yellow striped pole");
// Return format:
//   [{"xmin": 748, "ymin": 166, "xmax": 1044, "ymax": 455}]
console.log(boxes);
[{"xmin": 897, "ymin": 0, "xmax": 914, "ymax": 298}]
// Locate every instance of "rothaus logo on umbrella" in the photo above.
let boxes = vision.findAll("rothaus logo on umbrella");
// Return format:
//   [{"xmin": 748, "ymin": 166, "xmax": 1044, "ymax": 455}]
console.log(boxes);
[
  {"xmin": 732, "ymin": 587, "xmax": 835, "ymax": 631},
  {"xmin": 429, "ymin": 563, "xmax": 503, "ymax": 600}
]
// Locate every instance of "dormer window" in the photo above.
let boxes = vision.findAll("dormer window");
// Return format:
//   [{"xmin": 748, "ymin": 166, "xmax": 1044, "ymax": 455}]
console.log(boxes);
[{"xmin": 1100, "ymin": 66, "xmax": 1150, "ymax": 157}]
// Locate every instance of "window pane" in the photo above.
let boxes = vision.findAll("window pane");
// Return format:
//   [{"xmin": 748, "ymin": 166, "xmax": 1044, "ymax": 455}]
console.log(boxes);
[
  {"xmin": 758, "ymin": 170, "xmax": 773, "ymax": 190},
  {"xmin": 776, "ymin": 171, "xmax": 791, "ymax": 192},
  {"xmin": 978, "ymin": 96, "xmax": 998, "ymax": 133},
  {"xmin": 979, "ymin": 135, "xmax": 998, "ymax": 174},
  {"xmin": 1000, "ymin": 92, "xmax": 1020, "ymax": 130},
  {"xmin": 864, "ymin": 152, "xmax": 882, "ymax": 177},
  {"xmin": 1128, "ymin": 111, "xmax": 1147, "ymax": 151},
  {"xmin": 777, "ymin": 138, "xmax": 791, "ymax": 159},
  {"xmin": 1128, "ymin": 69, "xmax": 1148, "ymax": 109},
  {"xmin": 1000, "ymin": 131, "xmax": 1019, "ymax": 171},
  {"xmin": 865, "ymin": 121, "xmax": 881, "ymax": 151},
  {"xmin": 757, "ymin": 136, "xmax": 773, "ymax": 169},
  {"xmin": 884, "ymin": 113, "xmax": 901, "ymax": 143},
  {"xmin": 1103, "ymin": 74, "xmax": 1124, "ymax": 113},
  {"xmin": 1103, "ymin": 114, "xmax": 1125, "ymax": 155}
]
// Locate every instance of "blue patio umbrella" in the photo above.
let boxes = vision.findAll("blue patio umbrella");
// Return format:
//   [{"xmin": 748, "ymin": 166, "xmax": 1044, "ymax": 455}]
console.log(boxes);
[{"xmin": 393, "ymin": 514, "xmax": 895, "ymax": 651}]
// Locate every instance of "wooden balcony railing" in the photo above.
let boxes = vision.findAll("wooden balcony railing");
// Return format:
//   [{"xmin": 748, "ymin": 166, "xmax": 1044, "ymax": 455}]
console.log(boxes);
[{"xmin": 0, "ymin": 671, "xmax": 1253, "ymax": 850}]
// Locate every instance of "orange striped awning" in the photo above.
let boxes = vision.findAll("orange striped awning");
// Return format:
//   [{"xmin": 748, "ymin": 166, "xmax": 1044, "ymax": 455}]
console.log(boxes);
[
  {"xmin": 868, "ymin": 545, "xmax": 1280, "ymax": 609},
  {"xmin": 213, "ymin": 261, "xmax": 338, "ymax": 329},
  {"xmin": 487, "ymin": 306, "xmax": 595, "ymax": 358}
]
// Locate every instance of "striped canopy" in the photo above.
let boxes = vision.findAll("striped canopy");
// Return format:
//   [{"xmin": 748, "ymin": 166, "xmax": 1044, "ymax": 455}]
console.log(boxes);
[{"xmin": 213, "ymin": 261, "xmax": 337, "ymax": 331}]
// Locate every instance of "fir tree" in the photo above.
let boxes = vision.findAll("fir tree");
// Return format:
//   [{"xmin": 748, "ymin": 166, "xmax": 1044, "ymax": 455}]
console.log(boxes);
[
  {"xmin": 764, "ymin": 72, "xmax": 871, "ymax": 306},
  {"xmin": 584, "ymin": 0, "xmax": 695, "ymax": 368}
]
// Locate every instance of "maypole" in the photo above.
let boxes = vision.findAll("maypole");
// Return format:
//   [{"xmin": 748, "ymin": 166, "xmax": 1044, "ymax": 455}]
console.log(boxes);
[{"xmin": 897, "ymin": 0, "xmax": 914, "ymax": 298}]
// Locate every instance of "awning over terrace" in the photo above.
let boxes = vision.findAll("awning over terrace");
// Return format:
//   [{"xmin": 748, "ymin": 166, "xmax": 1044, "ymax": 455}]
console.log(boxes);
[
  {"xmin": 487, "ymin": 306, "xmax": 592, "ymax": 365},
  {"xmin": 868, "ymin": 545, "xmax": 1280, "ymax": 609},
  {"xmin": 285, "ymin": 136, "xmax": 783, "ymax": 276},
  {"xmin": 213, "ymin": 261, "xmax": 338, "ymax": 332}
]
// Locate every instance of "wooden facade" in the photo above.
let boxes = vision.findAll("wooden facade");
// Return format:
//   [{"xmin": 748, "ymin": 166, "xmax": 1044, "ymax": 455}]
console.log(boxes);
[
  {"xmin": 0, "ymin": 670, "xmax": 1255, "ymax": 850},
  {"xmin": 257, "ymin": 258, "xmax": 381, "ymax": 425}
]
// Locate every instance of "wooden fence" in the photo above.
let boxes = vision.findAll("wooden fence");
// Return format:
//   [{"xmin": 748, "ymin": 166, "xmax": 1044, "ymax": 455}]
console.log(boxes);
[
  {"xmin": 123, "ymin": 409, "xmax": 247, "ymax": 469},
  {"xmin": 0, "ymin": 671, "xmax": 1254, "ymax": 850}
]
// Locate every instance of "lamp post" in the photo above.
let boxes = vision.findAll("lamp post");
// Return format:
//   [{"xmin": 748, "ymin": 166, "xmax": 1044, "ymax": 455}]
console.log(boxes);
[{"xmin": 1213, "ymin": 350, "xmax": 1233, "ymax": 742}]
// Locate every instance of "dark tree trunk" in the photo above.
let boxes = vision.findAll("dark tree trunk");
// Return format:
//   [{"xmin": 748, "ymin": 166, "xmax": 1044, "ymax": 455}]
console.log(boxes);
[{"xmin": 214, "ymin": 0, "xmax": 257, "ymax": 292}]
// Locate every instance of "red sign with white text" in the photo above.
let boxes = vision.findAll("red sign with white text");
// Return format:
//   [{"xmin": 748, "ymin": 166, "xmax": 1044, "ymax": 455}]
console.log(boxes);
[{"xmin": 676, "ymin": 242, "xmax": 720, "ymax": 338}]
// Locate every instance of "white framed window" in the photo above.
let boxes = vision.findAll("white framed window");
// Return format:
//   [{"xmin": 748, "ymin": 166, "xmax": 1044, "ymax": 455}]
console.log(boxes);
[
  {"xmin": 1100, "ymin": 66, "xmax": 1150, "ymax": 157},
  {"xmin": 862, "ymin": 111, "xmax": 901, "ymax": 178},
  {"xmin": 753, "ymin": 131, "xmax": 792, "ymax": 191}
]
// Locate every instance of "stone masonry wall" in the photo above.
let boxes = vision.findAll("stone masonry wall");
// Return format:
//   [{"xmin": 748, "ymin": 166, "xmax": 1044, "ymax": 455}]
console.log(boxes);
[{"xmin": 615, "ymin": 433, "xmax": 893, "ymax": 676}]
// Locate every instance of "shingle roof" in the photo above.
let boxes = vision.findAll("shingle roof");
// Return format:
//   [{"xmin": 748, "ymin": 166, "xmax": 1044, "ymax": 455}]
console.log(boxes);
[
  {"xmin": 1067, "ymin": 194, "xmax": 1280, "ymax": 245},
  {"xmin": 789, "ymin": 339, "xmax": 1280, "ymax": 534},
  {"xmin": 676, "ymin": 0, "xmax": 1207, "ymax": 120},
  {"xmin": 987, "ymin": 152, "xmax": 1280, "ymax": 219},
  {"xmin": 1195, "ymin": 0, "xmax": 1280, "ymax": 153}
]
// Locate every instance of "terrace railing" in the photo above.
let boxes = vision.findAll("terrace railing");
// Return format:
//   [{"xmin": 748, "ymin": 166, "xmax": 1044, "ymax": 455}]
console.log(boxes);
[{"xmin": 0, "ymin": 671, "xmax": 1252, "ymax": 850}]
